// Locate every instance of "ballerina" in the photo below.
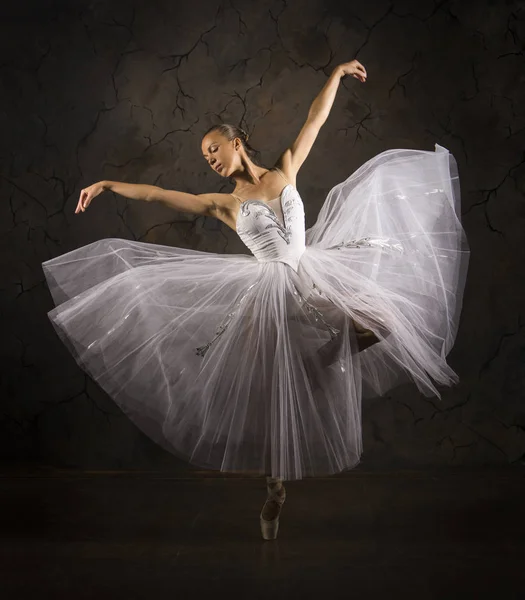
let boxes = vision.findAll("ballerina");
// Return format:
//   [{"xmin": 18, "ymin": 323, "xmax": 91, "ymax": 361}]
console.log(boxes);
[{"xmin": 43, "ymin": 59, "xmax": 469, "ymax": 540}]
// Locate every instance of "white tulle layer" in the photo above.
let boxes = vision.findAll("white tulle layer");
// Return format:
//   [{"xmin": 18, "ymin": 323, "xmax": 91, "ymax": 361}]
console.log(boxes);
[{"xmin": 42, "ymin": 144, "xmax": 469, "ymax": 480}]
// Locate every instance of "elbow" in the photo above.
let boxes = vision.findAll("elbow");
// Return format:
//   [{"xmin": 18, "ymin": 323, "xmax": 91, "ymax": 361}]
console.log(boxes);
[
  {"xmin": 145, "ymin": 185, "xmax": 160, "ymax": 203},
  {"xmin": 307, "ymin": 111, "xmax": 327, "ymax": 127}
]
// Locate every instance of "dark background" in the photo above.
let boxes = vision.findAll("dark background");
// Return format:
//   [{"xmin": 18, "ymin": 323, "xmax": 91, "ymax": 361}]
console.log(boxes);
[{"xmin": 1, "ymin": 0, "xmax": 524, "ymax": 472}]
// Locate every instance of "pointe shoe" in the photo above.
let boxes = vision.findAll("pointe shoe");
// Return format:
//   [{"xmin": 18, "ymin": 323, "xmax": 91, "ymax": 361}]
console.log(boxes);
[
  {"xmin": 260, "ymin": 478, "xmax": 286, "ymax": 540},
  {"xmin": 356, "ymin": 330, "xmax": 381, "ymax": 352},
  {"xmin": 314, "ymin": 316, "xmax": 389, "ymax": 366},
  {"xmin": 314, "ymin": 327, "xmax": 380, "ymax": 365}
]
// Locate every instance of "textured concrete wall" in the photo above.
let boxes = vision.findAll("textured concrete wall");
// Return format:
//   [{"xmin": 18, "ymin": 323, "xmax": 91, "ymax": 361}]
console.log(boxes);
[{"xmin": 1, "ymin": 0, "xmax": 524, "ymax": 471}]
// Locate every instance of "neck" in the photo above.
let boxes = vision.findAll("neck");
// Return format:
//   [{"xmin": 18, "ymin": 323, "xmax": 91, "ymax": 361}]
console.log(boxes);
[{"xmin": 232, "ymin": 162, "xmax": 269, "ymax": 188}]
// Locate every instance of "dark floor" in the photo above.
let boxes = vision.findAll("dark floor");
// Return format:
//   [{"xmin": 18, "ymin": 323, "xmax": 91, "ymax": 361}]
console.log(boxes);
[{"xmin": 1, "ymin": 464, "xmax": 524, "ymax": 599}]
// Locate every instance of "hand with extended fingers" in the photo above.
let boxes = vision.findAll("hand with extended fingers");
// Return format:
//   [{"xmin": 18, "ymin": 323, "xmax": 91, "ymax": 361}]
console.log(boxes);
[{"xmin": 337, "ymin": 59, "xmax": 367, "ymax": 83}]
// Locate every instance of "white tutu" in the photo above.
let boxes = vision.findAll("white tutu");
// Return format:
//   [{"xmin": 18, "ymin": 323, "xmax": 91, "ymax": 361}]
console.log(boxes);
[{"xmin": 42, "ymin": 144, "xmax": 469, "ymax": 480}]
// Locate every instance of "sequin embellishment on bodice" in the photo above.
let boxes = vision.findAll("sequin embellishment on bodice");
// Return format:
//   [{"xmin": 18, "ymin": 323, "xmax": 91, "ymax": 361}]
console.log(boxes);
[{"xmin": 234, "ymin": 171, "xmax": 306, "ymax": 273}]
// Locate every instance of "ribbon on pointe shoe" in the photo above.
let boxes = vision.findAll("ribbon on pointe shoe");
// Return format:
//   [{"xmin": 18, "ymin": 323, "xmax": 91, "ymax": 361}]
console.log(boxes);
[{"xmin": 266, "ymin": 476, "xmax": 286, "ymax": 506}]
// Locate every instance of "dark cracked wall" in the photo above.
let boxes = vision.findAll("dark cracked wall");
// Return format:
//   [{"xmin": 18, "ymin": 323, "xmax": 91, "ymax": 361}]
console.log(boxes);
[{"xmin": 1, "ymin": 0, "xmax": 524, "ymax": 472}]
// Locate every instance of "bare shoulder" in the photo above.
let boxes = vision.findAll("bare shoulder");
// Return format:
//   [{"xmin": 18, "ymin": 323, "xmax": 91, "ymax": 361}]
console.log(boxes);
[{"xmin": 273, "ymin": 150, "xmax": 298, "ymax": 187}]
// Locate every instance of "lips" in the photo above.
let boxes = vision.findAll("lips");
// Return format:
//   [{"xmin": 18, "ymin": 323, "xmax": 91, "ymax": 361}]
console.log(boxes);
[{"xmin": 215, "ymin": 164, "xmax": 222, "ymax": 173}]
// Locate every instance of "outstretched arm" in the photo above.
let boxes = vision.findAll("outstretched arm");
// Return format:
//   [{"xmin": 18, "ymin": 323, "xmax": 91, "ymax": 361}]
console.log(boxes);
[
  {"xmin": 75, "ymin": 180, "xmax": 216, "ymax": 217},
  {"xmin": 277, "ymin": 60, "xmax": 367, "ymax": 181}
]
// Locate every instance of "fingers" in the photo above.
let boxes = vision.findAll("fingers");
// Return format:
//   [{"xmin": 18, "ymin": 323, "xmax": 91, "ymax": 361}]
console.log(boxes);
[
  {"xmin": 353, "ymin": 60, "xmax": 367, "ymax": 82},
  {"xmin": 75, "ymin": 190, "xmax": 88, "ymax": 214},
  {"xmin": 354, "ymin": 60, "xmax": 367, "ymax": 75},
  {"xmin": 75, "ymin": 192, "xmax": 83, "ymax": 214},
  {"xmin": 356, "ymin": 66, "xmax": 367, "ymax": 82}
]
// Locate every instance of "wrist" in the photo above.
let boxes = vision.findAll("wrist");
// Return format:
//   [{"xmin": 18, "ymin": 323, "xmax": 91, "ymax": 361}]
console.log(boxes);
[
  {"xmin": 332, "ymin": 65, "xmax": 343, "ymax": 79},
  {"xmin": 101, "ymin": 180, "xmax": 111, "ymax": 191}
]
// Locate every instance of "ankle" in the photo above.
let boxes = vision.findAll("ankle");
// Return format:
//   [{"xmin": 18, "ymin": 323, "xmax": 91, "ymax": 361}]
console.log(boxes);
[
  {"xmin": 266, "ymin": 476, "xmax": 284, "ymax": 492},
  {"xmin": 266, "ymin": 475, "xmax": 283, "ymax": 485}
]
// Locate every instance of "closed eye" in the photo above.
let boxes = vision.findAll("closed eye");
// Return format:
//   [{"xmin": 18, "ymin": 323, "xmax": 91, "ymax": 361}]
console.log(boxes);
[{"xmin": 204, "ymin": 146, "xmax": 218, "ymax": 161}]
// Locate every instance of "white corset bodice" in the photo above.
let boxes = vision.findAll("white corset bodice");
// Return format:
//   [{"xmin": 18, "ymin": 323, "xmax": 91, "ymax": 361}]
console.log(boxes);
[{"xmin": 235, "ymin": 178, "xmax": 306, "ymax": 273}]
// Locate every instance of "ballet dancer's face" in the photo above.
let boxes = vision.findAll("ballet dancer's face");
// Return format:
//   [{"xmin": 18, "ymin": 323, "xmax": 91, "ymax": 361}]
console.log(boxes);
[{"xmin": 201, "ymin": 132, "xmax": 242, "ymax": 177}]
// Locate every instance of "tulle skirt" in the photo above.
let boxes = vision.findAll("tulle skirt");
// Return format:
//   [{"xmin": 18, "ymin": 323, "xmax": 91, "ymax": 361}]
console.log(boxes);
[{"xmin": 42, "ymin": 144, "xmax": 470, "ymax": 480}]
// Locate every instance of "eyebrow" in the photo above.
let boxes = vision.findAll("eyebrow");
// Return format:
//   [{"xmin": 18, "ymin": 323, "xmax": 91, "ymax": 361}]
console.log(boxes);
[{"xmin": 203, "ymin": 142, "xmax": 218, "ymax": 158}]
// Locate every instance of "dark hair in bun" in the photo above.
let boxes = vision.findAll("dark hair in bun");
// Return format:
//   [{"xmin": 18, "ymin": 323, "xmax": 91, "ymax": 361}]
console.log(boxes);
[{"xmin": 203, "ymin": 123, "xmax": 264, "ymax": 167}]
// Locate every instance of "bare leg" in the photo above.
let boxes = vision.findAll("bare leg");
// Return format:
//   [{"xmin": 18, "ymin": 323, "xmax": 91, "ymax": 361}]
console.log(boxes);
[{"xmin": 292, "ymin": 295, "xmax": 388, "ymax": 364}]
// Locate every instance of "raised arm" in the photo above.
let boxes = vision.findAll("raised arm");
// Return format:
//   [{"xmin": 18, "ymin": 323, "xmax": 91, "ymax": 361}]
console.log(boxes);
[{"xmin": 276, "ymin": 59, "xmax": 367, "ymax": 181}]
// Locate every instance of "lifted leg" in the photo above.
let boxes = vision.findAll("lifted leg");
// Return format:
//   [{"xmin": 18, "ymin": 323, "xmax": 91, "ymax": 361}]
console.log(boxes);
[{"xmin": 315, "ymin": 315, "xmax": 389, "ymax": 367}]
